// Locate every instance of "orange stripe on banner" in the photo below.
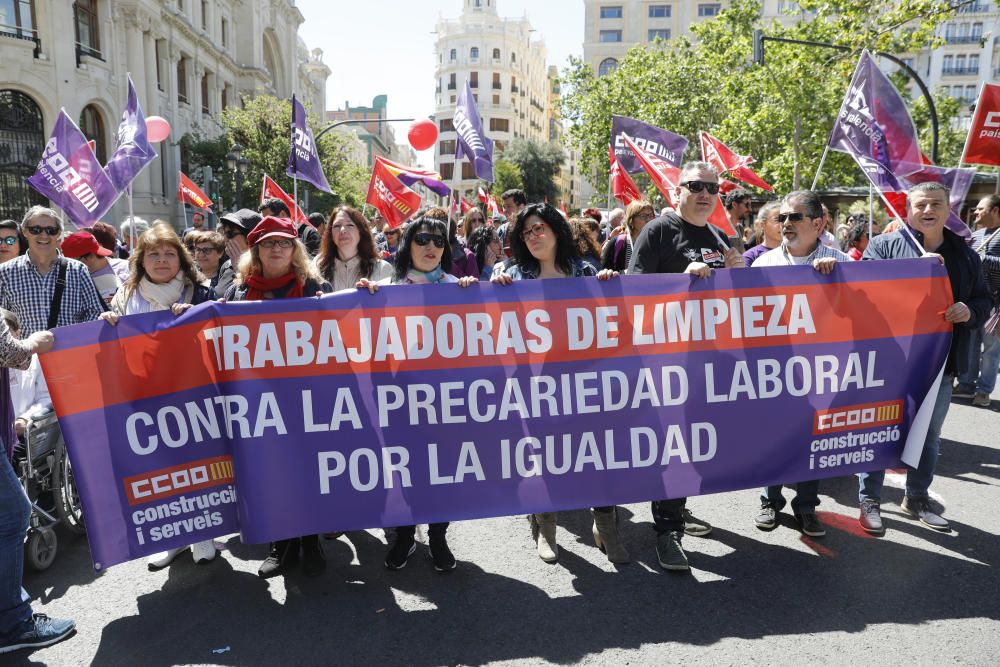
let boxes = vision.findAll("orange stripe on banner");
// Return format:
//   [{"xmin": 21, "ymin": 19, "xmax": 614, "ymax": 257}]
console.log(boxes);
[{"xmin": 44, "ymin": 276, "xmax": 952, "ymax": 418}]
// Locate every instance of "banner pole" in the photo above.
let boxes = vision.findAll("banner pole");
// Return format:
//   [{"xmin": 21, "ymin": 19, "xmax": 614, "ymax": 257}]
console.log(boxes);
[
  {"xmin": 127, "ymin": 185, "xmax": 136, "ymax": 249},
  {"xmin": 868, "ymin": 181, "xmax": 874, "ymax": 239},
  {"xmin": 607, "ymin": 171, "xmax": 613, "ymax": 210},
  {"xmin": 811, "ymin": 146, "xmax": 830, "ymax": 191}
]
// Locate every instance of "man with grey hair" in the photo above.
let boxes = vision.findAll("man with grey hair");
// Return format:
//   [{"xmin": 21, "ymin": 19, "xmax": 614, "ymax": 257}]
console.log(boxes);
[
  {"xmin": 119, "ymin": 216, "xmax": 150, "ymax": 255},
  {"xmin": 856, "ymin": 181, "xmax": 992, "ymax": 534},
  {"xmin": 629, "ymin": 160, "xmax": 744, "ymax": 571},
  {"xmin": 0, "ymin": 206, "xmax": 105, "ymax": 335},
  {"xmin": 751, "ymin": 191, "xmax": 851, "ymax": 538}
]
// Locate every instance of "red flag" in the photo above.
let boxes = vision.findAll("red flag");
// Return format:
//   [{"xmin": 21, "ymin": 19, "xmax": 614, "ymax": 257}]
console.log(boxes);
[
  {"xmin": 366, "ymin": 157, "xmax": 421, "ymax": 229},
  {"xmin": 609, "ymin": 145, "xmax": 642, "ymax": 205},
  {"xmin": 707, "ymin": 196, "xmax": 736, "ymax": 237},
  {"xmin": 460, "ymin": 197, "xmax": 474, "ymax": 214},
  {"xmin": 178, "ymin": 172, "xmax": 212, "ymax": 209},
  {"xmin": 477, "ymin": 186, "xmax": 489, "ymax": 205},
  {"xmin": 718, "ymin": 178, "xmax": 740, "ymax": 194},
  {"xmin": 260, "ymin": 174, "xmax": 309, "ymax": 225},
  {"xmin": 699, "ymin": 132, "xmax": 774, "ymax": 192},
  {"xmin": 622, "ymin": 133, "xmax": 681, "ymax": 206},
  {"xmin": 488, "ymin": 194, "xmax": 501, "ymax": 218},
  {"xmin": 962, "ymin": 82, "xmax": 1000, "ymax": 167}
]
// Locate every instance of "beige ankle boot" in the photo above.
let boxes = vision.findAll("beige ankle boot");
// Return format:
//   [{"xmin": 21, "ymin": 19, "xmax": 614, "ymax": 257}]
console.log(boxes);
[
  {"xmin": 592, "ymin": 508, "xmax": 630, "ymax": 563},
  {"xmin": 530, "ymin": 512, "xmax": 559, "ymax": 562}
]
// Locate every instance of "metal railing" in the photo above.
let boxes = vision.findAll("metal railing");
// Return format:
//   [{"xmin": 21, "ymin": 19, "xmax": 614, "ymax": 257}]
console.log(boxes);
[
  {"xmin": 0, "ymin": 29, "xmax": 40, "ymax": 57},
  {"xmin": 942, "ymin": 66, "xmax": 980, "ymax": 75}
]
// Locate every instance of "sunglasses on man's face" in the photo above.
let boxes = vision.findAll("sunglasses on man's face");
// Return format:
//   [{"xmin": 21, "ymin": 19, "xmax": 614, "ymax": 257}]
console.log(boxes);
[
  {"xmin": 413, "ymin": 233, "xmax": 446, "ymax": 249},
  {"xmin": 26, "ymin": 225, "xmax": 60, "ymax": 236},
  {"xmin": 777, "ymin": 212, "xmax": 809, "ymax": 223},
  {"xmin": 681, "ymin": 181, "xmax": 720, "ymax": 195}
]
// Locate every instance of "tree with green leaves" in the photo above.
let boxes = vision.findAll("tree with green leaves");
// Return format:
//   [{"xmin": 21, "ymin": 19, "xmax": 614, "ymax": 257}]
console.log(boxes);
[
  {"xmin": 493, "ymin": 159, "xmax": 524, "ymax": 195},
  {"xmin": 180, "ymin": 95, "xmax": 370, "ymax": 214},
  {"xmin": 561, "ymin": 0, "xmax": 971, "ymax": 200},
  {"xmin": 499, "ymin": 138, "xmax": 565, "ymax": 203}
]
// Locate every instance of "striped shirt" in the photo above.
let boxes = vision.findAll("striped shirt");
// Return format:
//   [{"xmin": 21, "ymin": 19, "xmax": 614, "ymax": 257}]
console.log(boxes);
[
  {"xmin": 971, "ymin": 226, "xmax": 1000, "ymax": 301},
  {"xmin": 752, "ymin": 241, "xmax": 852, "ymax": 267},
  {"xmin": 0, "ymin": 253, "xmax": 105, "ymax": 335}
]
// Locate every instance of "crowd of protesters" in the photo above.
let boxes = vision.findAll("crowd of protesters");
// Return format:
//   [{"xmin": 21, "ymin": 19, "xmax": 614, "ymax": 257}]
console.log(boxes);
[{"xmin": 1, "ymin": 167, "xmax": 999, "ymax": 655}]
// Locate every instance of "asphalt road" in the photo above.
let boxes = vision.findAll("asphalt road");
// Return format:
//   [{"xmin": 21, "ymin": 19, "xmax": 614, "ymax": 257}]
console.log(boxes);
[{"xmin": 15, "ymin": 389, "xmax": 1000, "ymax": 666}]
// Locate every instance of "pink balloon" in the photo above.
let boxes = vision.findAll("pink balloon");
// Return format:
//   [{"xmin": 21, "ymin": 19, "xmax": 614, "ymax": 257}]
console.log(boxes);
[{"xmin": 146, "ymin": 116, "xmax": 171, "ymax": 143}]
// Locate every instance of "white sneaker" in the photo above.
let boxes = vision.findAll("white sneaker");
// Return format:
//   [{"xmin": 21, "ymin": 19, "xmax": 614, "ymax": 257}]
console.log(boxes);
[
  {"xmin": 147, "ymin": 547, "xmax": 187, "ymax": 570},
  {"xmin": 191, "ymin": 540, "xmax": 217, "ymax": 564}
]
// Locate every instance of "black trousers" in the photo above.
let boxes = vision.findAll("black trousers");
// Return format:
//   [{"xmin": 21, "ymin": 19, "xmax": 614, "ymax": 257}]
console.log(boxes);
[
  {"xmin": 650, "ymin": 497, "xmax": 687, "ymax": 533},
  {"xmin": 394, "ymin": 523, "xmax": 449, "ymax": 538}
]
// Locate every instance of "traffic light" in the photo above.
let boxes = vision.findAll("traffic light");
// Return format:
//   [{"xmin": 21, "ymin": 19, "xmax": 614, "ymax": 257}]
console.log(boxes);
[{"xmin": 752, "ymin": 29, "xmax": 765, "ymax": 66}]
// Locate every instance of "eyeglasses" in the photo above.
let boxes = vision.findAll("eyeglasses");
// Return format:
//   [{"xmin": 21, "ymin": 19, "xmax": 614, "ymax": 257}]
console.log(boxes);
[
  {"xmin": 521, "ymin": 222, "xmax": 549, "ymax": 239},
  {"xmin": 385, "ymin": 230, "xmax": 400, "ymax": 236},
  {"xmin": 194, "ymin": 246, "xmax": 218, "ymax": 255},
  {"xmin": 636, "ymin": 210, "xmax": 657, "ymax": 221},
  {"xmin": 777, "ymin": 212, "xmax": 808, "ymax": 223},
  {"xmin": 331, "ymin": 224, "xmax": 357, "ymax": 234},
  {"xmin": 223, "ymin": 228, "xmax": 244, "ymax": 239},
  {"xmin": 413, "ymin": 233, "xmax": 446, "ymax": 249},
  {"xmin": 681, "ymin": 181, "xmax": 720, "ymax": 195},
  {"xmin": 0, "ymin": 236, "xmax": 17, "ymax": 246},
  {"xmin": 26, "ymin": 225, "xmax": 60, "ymax": 236},
  {"xmin": 259, "ymin": 239, "xmax": 294, "ymax": 249}
]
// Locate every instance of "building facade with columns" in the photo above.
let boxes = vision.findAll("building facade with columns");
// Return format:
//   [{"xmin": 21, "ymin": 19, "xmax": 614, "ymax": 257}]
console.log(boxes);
[
  {"xmin": 433, "ymin": 0, "xmax": 550, "ymax": 201},
  {"xmin": 0, "ymin": 0, "xmax": 329, "ymax": 227}
]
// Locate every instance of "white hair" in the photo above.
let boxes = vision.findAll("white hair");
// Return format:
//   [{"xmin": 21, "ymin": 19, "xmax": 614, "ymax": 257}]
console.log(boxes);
[
  {"xmin": 22, "ymin": 205, "xmax": 62, "ymax": 229},
  {"xmin": 120, "ymin": 216, "xmax": 150, "ymax": 237}
]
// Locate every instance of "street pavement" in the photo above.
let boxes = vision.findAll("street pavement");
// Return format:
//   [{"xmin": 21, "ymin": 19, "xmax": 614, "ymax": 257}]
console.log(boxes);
[{"xmin": 16, "ymin": 387, "xmax": 1000, "ymax": 666}]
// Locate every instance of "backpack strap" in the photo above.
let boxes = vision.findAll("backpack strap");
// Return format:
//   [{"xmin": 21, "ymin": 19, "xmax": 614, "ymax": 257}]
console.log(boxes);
[{"xmin": 47, "ymin": 258, "xmax": 68, "ymax": 330}]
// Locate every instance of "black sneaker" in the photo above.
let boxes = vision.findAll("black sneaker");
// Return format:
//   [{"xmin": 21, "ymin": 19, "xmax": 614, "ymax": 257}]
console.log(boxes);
[
  {"xmin": 795, "ymin": 512, "xmax": 826, "ymax": 538},
  {"xmin": 655, "ymin": 531, "xmax": 689, "ymax": 571},
  {"xmin": 0, "ymin": 614, "xmax": 76, "ymax": 655},
  {"xmin": 258, "ymin": 539, "xmax": 299, "ymax": 579},
  {"xmin": 428, "ymin": 533, "xmax": 457, "ymax": 572},
  {"xmin": 952, "ymin": 384, "xmax": 976, "ymax": 399},
  {"xmin": 385, "ymin": 532, "xmax": 416, "ymax": 570},
  {"xmin": 754, "ymin": 503, "xmax": 778, "ymax": 531},
  {"xmin": 681, "ymin": 508, "xmax": 713, "ymax": 537}
]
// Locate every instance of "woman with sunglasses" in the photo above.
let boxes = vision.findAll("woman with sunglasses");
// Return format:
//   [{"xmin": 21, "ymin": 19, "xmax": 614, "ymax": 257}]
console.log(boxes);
[
  {"xmin": 356, "ymin": 217, "xmax": 478, "ymax": 572},
  {"xmin": 314, "ymin": 206, "xmax": 392, "ymax": 292},
  {"xmin": 0, "ymin": 220, "xmax": 25, "ymax": 265},
  {"xmin": 491, "ymin": 203, "xmax": 624, "ymax": 564},
  {"xmin": 224, "ymin": 217, "xmax": 332, "ymax": 578}
]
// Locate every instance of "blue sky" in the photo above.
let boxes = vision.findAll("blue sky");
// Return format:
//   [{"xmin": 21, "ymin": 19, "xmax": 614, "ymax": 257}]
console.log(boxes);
[{"xmin": 296, "ymin": 0, "xmax": 584, "ymax": 166}]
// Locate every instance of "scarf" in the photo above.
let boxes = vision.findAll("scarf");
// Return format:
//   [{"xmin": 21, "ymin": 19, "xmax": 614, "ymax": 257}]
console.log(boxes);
[
  {"xmin": 245, "ymin": 271, "xmax": 303, "ymax": 300},
  {"xmin": 404, "ymin": 266, "xmax": 447, "ymax": 284},
  {"xmin": 137, "ymin": 274, "xmax": 186, "ymax": 311}
]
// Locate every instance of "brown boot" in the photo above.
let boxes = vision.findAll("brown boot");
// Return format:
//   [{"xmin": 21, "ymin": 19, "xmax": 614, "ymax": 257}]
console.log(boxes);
[
  {"xmin": 592, "ymin": 508, "xmax": 630, "ymax": 563},
  {"xmin": 530, "ymin": 513, "xmax": 559, "ymax": 562}
]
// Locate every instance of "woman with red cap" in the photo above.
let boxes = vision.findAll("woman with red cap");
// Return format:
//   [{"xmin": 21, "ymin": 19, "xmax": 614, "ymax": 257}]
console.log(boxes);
[{"xmin": 225, "ymin": 216, "xmax": 332, "ymax": 579}]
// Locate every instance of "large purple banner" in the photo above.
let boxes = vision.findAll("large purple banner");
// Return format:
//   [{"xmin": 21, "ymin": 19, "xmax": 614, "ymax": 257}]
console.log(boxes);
[
  {"xmin": 611, "ymin": 115, "xmax": 688, "ymax": 173},
  {"xmin": 41, "ymin": 260, "xmax": 953, "ymax": 569}
]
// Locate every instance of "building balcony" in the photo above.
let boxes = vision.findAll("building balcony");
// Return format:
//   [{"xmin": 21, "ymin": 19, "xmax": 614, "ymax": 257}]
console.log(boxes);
[
  {"xmin": 942, "ymin": 66, "xmax": 980, "ymax": 75},
  {"xmin": 944, "ymin": 35, "xmax": 983, "ymax": 44},
  {"xmin": 0, "ymin": 28, "xmax": 40, "ymax": 57},
  {"xmin": 956, "ymin": 2, "xmax": 992, "ymax": 12},
  {"xmin": 492, "ymin": 83, "xmax": 502, "ymax": 90}
]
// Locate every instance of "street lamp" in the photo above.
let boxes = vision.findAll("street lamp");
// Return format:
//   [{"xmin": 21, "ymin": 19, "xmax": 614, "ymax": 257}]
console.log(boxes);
[{"xmin": 225, "ymin": 142, "xmax": 249, "ymax": 210}]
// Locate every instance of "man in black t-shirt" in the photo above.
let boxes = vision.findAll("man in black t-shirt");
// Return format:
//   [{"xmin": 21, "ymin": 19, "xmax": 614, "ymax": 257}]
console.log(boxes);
[{"xmin": 628, "ymin": 161, "xmax": 745, "ymax": 571}]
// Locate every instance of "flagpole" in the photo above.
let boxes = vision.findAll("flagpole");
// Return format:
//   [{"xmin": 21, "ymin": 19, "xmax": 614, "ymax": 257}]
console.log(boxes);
[
  {"xmin": 868, "ymin": 181, "xmax": 874, "ymax": 240},
  {"xmin": 811, "ymin": 146, "xmax": 830, "ymax": 191},
  {"xmin": 607, "ymin": 171, "xmax": 613, "ymax": 210},
  {"xmin": 958, "ymin": 82, "xmax": 984, "ymax": 167},
  {"xmin": 127, "ymin": 185, "xmax": 136, "ymax": 250},
  {"xmin": 182, "ymin": 202, "xmax": 189, "ymax": 230}
]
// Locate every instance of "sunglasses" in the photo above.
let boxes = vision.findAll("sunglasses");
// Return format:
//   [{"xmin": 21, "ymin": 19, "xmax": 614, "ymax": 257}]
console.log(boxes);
[
  {"xmin": 681, "ymin": 181, "xmax": 720, "ymax": 195},
  {"xmin": 413, "ymin": 233, "xmax": 446, "ymax": 249},
  {"xmin": 0, "ymin": 236, "xmax": 17, "ymax": 246},
  {"xmin": 26, "ymin": 225, "xmax": 60, "ymax": 236},
  {"xmin": 777, "ymin": 212, "xmax": 808, "ymax": 223}
]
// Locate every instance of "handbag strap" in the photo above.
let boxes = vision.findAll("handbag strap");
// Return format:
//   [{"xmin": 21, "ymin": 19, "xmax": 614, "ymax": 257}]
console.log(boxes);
[
  {"xmin": 47, "ymin": 257, "xmax": 68, "ymax": 330},
  {"xmin": 975, "ymin": 226, "xmax": 1000, "ymax": 255}
]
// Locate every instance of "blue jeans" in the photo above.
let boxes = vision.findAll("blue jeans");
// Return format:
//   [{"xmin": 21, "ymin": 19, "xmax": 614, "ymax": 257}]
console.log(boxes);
[
  {"xmin": 762, "ymin": 480, "xmax": 820, "ymax": 514},
  {"xmin": 858, "ymin": 374, "xmax": 953, "ymax": 503},
  {"xmin": 958, "ymin": 326, "xmax": 1000, "ymax": 395},
  {"xmin": 0, "ymin": 451, "xmax": 33, "ymax": 638}
]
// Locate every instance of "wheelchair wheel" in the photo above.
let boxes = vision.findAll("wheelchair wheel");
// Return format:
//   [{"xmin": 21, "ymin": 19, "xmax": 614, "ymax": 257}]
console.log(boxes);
[
  {"xmin": 54, "ymin": 446, "xmax": 86, "ymax": 536},
  {"xmin": 25, "ymin": 528, "xmax": 58, "ymax": 572}
]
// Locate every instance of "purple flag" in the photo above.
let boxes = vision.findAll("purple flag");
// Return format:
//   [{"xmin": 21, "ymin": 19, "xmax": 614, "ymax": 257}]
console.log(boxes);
[
  {"xmin": 454, "ymin": 80, "xmax": 494, "ymax": 182},
  {"xmin": 611, "ymin": 115, "xmax": 688, "ymax": 172},
  {"xmin": 104, "ymin": 74, "xmax": 156, "ymax": 193},
  {"xmin": 26, "ymin": 109, "xmax": 120, "ymax": 227},
  {"xmin": 286, "ymin": 95, "xmax": 331, "ymax": 193},
  {"xmin": 829, "ymin": 50, "xmax": 922, "ymax": 178}
]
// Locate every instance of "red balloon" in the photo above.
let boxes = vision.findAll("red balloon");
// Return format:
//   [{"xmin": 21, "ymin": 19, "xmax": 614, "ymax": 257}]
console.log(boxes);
[
  {"xmin": 146, "ymin": 116, "xmax": 171, "ymax": 143},
  {"xmin": 407, "ymin": 119, "xmax": 438, "ymax": 151}
]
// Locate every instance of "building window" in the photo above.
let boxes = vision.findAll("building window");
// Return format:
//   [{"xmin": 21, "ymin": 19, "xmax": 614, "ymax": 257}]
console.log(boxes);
[
  {"xmin": 698, "ymin": 3, "xmax": 721, "ymax": 16},
  {"xmin": 450, "ymin": 48, "xmax": 456, "ymax": 61},
  {"xmin": 200, "ymin": 0, "xmax": 207, "ymax": 29},
  {"xmin": 648, "ymin": 29, "xmax": 670, "ymax": 41},
  {"xmin": 599, "ymin": 6, "xmax": 623, "ymax": 18},
  {"xmin": 155, "ymin": 39, "xmax": 164, "ymax": 90},
  {"xmin": 0, "ymin": 0, "xmax": 35, "ymax": 37},
  {"xmin": 221, "ymin": 18, "xmax": 228, "ymax": 47},
  {"xmin": 489, "ymin": 118, "xmax": 509, "ymax": 132},
  {"xmin": 470, "ymin": 71, "xmax": 478, "ymax": 88},
  {"xmin": 492, "ymin": 94, "xmax": 500, "ymax": 104},
  {"xmin": 599, "ymin": 30, "xmax": 622, "ymax": 42},
  {"xmin": 439, "ymin": 118, "xmax": 454, "ymax": 131},
  {"xmin": 598, "ymin": 58, "xmax": 618, "ymax": 76},
  {"xmin": 440, "ymin": 163, "xmax": 454, "ymax": 179},
  {"xmin": 74, "ymin": 0, "xmax": 101, "ymax": 58},
  {"xmin": 965, "ymin": 84, "xmax": 976, "ymax": 101},
  {"xmin": 79, "ymin": 104, "xmax": 106, "ymax": 164},
  {"xmin": 0, "ymin": 90, "xmax": 47, "ymax": 219},
  {"xmin": 511, "ymin": 51, "xmax": 516, "ymax": 63},
  {"xmin": 448, "ymin": 73, "xmax": 456, "ymax": 90},
  {"xmin": 177, "ymin": 57, "xmax": 189, "ymax": 104},
  {"xmin": 221, "ymin": 85, "xmax": 229, "ymax": 110},
  {"xmin": 492, "ymin": 47, "xmax": 500, "ymax": 60},
  {"xmin": 470, "ymin": 46, "xmax": 479, "ymax": 60},
  {"xmin": 492, "ymin": 72, "xmax": 501, "ymax": 89},
  {"xmin": 649, "ymin": 4, "xmax": 671, "ymax": 17},
  {"xmin": 439, "ymin": 139, "xmax": 456, "ymax": 155},
  {"xmin": 461, "ymin": 162, "xmax": 476, "ymax": 179},
  {"xmin": 201, "ymin": 73, "xmax": 210, "ymax": 114},
  {"xmin": 510, "ymin": 76, "xmax": 518, "ymax": 92}
]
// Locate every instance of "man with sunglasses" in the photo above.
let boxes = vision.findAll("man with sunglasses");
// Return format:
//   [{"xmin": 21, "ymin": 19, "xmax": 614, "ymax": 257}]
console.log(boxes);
[
  {"xmin": 750, "ymin": 191, "xmax": 851, "ymax": 538},
  {"xmin": 628, "ymin": 161, "xmax": 744, "ymax": 571},
  {"xmin": 0, "ymin": 206, "xmax": 105, "ymax": 336},
  {"xmin": 855, "ymin": 182, "xmax": 992, "ymax": 535}
]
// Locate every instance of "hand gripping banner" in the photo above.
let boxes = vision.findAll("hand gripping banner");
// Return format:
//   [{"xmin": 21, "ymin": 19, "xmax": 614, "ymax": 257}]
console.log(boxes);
[{"xmin": 41, "ymin": 260, "xmax": 952, "ymax": 569}]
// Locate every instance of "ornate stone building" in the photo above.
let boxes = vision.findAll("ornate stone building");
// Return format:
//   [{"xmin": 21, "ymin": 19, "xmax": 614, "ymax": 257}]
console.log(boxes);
[{"xmin": 0, "ymin": 0, "xmax": 330, "ymax": 226}]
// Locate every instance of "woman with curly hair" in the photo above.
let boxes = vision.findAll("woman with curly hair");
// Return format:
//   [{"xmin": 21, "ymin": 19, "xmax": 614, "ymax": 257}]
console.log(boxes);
[
  {"xmin": 313, "ymin": 205, "xmax": 392, "ymax": 292},
  {"xmin": 571, "ymin": 217, "xmax": 602, "ymax": 271}
]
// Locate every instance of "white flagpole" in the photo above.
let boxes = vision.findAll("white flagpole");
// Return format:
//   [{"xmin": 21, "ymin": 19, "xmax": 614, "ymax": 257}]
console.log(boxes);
[
  {"xmin": 868, "ymin": 181, "xmax": 874, "ymax": 239},
  {"xmin": 811, "ymin": 146, "xmax": 830, "ymax": 191},
  {"xmin": 127, "ymin": 185, "xmax": 136, "ymax": 250}
]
